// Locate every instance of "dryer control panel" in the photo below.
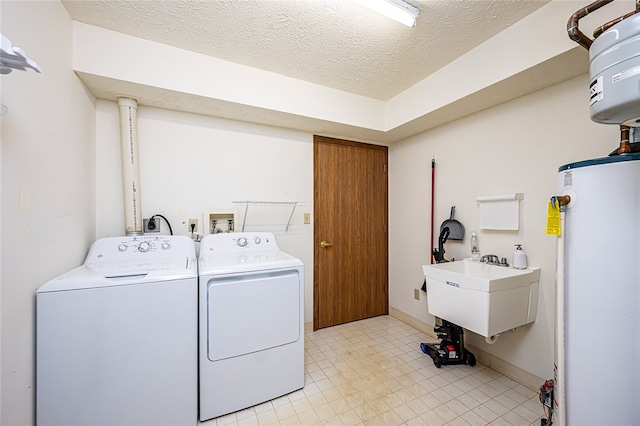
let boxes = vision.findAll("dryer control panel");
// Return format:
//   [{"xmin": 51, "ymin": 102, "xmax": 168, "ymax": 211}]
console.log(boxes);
[{"xmin": 202, "ymin": 232, "xmax": 280, "ymax": 253}]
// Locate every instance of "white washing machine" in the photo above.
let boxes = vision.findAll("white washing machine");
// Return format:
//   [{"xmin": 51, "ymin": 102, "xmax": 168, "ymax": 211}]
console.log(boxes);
[
  {"xmin": 36, "ymin": 235, "xmax": 198, "ymax": 426},
  {"xmin": 198, "ymin": 232, "xmax": 304, "ymax": 421}
]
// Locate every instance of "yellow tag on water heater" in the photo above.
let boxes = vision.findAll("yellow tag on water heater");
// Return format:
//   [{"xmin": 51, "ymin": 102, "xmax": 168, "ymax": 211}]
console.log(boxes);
[{"xmin": 546, "ymin": 201, "xmax": 561, "ymax": 236}]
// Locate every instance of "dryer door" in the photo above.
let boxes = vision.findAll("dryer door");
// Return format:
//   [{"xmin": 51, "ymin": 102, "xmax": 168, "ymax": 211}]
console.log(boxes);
[{"xmin": 207, "ymin": 269, "xmax": 301, "ymax": 361}]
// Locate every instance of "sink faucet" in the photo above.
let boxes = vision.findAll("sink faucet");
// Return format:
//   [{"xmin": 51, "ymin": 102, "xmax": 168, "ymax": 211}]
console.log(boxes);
[
  {"xmin": 480, "ymin": 254, "xmax": 509, "ymax": 267},
  {"xmin": 480, "ymin": 254, "xmax": 499, "ymax": 264}
]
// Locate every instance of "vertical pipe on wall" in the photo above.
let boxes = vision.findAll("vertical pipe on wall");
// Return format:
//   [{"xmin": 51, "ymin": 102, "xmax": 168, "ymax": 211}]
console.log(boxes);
[
  {"xmin": 117, "ymin": 97, "xmax": 143, "ymax": 235},
  {"xmin": 554, "ymin": 206, "xmax": 567, "ymax": 426}
]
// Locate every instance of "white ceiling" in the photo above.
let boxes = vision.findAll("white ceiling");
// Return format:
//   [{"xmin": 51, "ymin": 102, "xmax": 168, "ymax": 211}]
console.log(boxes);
[{"xmin": 62, "ymin": 0, "xmax": 550, "ymax": 101}]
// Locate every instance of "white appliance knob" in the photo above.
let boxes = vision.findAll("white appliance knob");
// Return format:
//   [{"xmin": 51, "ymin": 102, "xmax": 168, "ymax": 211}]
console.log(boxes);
[
  {"xmin": 138, "ymin": 241, "xmax": 151, "ymax": 252},
  {"xmin": 254, "ymin": 237, "xmax": 261, "ymax": 244},
  {"xmin": 118, "ymin": 244, "xmax": 127, "ymax": 252},
  {"xmin": 161, "ymin": 242, "xmax": 170, "ymax": 250},
  {"xmin": 237, "ymin": 237, "xmax": 248, "ymax": 247}
]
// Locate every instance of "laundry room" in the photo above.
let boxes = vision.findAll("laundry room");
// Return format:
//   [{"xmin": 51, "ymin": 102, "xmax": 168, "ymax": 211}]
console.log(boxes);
[{"xmin": 3, "ymin": 1, "xmax": 639, "ymax": 425}]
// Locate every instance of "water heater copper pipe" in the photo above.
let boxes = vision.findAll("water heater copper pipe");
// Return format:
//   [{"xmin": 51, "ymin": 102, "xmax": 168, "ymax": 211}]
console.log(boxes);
[
  {"xmin": 593, "ymin": 8, "xmax": 640, "ymax": 38},
  {"xmin": 567, "ymin": 0, "xmax": 614, "ymax": 50},
  {"xmin": 619, "ymin": 125, "xmax": 632, "ymax": 154}
]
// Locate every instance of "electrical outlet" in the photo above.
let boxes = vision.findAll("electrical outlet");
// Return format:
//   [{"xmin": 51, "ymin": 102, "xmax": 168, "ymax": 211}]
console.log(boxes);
[
  {"xmin": 143, "ymin": 218, "xmax": 160, "ymax": 233},
  {"xmin": 304, "ymin": 213, "xmax": 311, "ymax": 224},
  {"xmin": 188, "ymin": 218, "xmax": 198, "ymax": 233},
  {"xmin": 414, "ymin": 289, "xmax": 420, "ymax": 300}
]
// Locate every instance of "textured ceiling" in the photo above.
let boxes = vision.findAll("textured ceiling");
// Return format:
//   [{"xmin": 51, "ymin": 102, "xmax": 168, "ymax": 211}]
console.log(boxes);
[{"xmin": 62, "ymin": 0, "xmax": 550, "ymax": 101}]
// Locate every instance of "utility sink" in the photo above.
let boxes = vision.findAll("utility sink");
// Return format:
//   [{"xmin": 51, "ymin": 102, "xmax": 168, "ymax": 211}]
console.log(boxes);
[{"xmin": 422, "ymin": 259, "xmax": 541, "ymax": 338}]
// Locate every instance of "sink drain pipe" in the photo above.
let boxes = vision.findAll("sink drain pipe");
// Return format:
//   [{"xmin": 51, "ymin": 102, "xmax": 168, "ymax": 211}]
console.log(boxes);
[
  {"xmin": 485, "ymin": 335, "xmax": 499, "ymax": 344},
  {"xmin": 118, "ymin": 97, "xmax": 143, "ymax": 236}
]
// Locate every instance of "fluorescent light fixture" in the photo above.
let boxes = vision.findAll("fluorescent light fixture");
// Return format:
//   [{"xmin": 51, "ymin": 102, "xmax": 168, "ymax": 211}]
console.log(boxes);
[{"xmin": 356, "ymin": 0, "xmax": 419, "ymax": 27}]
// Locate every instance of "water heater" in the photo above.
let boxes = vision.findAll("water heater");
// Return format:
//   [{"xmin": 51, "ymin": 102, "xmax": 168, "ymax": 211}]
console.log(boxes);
[
  {"xmin": 556, "ymin": 155, "xmax": 640, "ymax": 425},
  {"xmin": 558, "ymin": 3, "xmax": 640, "ymax": 425}
]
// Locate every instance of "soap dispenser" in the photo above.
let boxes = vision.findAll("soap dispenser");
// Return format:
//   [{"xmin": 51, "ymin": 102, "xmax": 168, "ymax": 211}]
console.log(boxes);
[
  {"xmin": 470, "ymin": 230, "xmax": 480, "ymax": 261},
  {"xmin": 513, "ymin": 244, "xmax": 527, "ymax": 269}
]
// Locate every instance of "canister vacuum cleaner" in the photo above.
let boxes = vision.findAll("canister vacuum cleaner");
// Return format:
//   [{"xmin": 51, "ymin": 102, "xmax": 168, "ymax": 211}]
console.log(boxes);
[{"xmin": 421, "ymin": 319, "xmax": 476, "ymax": 368}]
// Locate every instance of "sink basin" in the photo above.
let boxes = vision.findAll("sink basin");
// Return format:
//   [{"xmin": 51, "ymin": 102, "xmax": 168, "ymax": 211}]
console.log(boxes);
[
  {"xmin": 422, "ymin": 259, "xmax": 541, "ymax": 337},
  {"xmin": 423, "ymin": 259, "xmax": 540, "ymax": 292}
]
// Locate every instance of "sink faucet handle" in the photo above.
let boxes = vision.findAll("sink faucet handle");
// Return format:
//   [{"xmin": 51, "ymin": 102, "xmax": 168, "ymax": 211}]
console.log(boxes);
[{"xmin": 480, "ymin": 254, "xmax": 497, "ymax": 263}]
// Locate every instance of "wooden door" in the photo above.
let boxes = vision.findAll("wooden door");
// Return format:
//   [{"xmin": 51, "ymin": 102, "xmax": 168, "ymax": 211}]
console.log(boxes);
[{"xmin": 314, "ymin": 136, "xmax": 388, "ymax": 330}]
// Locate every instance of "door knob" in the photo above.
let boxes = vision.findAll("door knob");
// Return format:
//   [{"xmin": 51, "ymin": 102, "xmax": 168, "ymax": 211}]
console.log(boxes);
[{"xmin": 320, "ymin": 241, "xmax": 333, "ymax": 248}]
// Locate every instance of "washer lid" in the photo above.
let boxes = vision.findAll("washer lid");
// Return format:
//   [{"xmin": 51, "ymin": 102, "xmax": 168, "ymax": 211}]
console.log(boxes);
[
  {"xmin": 37, "ymin": 236, "xmax": 198, "ymax": 293},
  {"xmin": 199, "ymin": 250, "xmax": 302, "ymax": 275},
  {"xmin": 37, "ymin": 257, "xmax": 197, "ymax": 293}
]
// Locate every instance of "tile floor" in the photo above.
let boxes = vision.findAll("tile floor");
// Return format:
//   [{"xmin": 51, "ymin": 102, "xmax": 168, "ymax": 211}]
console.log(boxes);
[{"xmin": 208, "ymin": 315, "xmax": 544, "ymax": 426}]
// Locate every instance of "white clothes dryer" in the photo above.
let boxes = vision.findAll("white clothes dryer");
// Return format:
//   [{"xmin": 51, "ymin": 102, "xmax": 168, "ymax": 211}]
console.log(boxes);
[
  {"xmin": 36, "ymin": 235, "xmax": 198, "ymax": 426},
  {"xmin": 198, "ymin": 232, "xmax": 304, "ymax": 421}
]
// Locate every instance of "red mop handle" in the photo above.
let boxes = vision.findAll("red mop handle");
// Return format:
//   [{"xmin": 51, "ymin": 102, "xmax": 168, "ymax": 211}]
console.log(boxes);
[{"xmin": 431, "ymin": 158, "xmax": 435, "ymax": 264}]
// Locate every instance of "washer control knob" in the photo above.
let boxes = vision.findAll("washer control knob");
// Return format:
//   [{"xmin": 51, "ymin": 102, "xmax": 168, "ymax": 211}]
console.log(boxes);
[
  {"xmin": 161, "ymin": 242, "xmax": 171, "ymax": 250},
  {"xmin": 237, "ymin": 237, "xmax": 248, "ymax": 247},
  {"xmin": 138, "ymin": 241, "xmax": 151, "ymax": 252},
  {"xmin": 118, "ymin": 244, "xmax": 128, "ymax": 252},
  {"xmin": 254, "ymin": 237, "xmax": 261, "ymax": 244}
]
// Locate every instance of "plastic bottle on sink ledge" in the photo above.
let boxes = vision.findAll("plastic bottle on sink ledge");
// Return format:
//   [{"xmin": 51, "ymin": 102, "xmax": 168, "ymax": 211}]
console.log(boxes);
[
  {"xmin": 470, "ymin": 229, "xmax": 480, "ymax": 261},
  {"xmin": 513, "ymin": 244, "xmax": 527, "ymax": 269}
]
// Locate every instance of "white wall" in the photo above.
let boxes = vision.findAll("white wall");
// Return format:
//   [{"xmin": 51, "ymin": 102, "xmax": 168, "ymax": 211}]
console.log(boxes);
[
  {"xmin": 0, "ymin": 1, "xmax": 97, "ymax": 424},
  {"xmin": 94, "ymin": 101, "xmax": 315, "ymax": 321},
  {"xmin": 389, "ymin": 74, "xmax": 618, "ymax": 379}
]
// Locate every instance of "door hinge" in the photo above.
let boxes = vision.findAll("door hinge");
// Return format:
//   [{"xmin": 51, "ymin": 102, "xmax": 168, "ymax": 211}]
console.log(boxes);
[
  {"xmin": 384, "ymin": 164, "xmax": 387, "ymax": 172},
  {"xmin": 384, "ymin": 224, "xmax": 387, "ymax": 233}
]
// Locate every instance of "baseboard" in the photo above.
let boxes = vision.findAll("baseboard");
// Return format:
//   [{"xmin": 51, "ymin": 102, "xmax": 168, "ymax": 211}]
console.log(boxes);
[
  {"xmin": 389, "ymin": 308, "xmax": 543, "ymax": 391},
  {"xmin": 389, "ymin": 307, "xmax": 438, "ymax": 339},
  {"xmin": 304, "ymin": 322, "xmax": 313, "ymax": 334}
]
